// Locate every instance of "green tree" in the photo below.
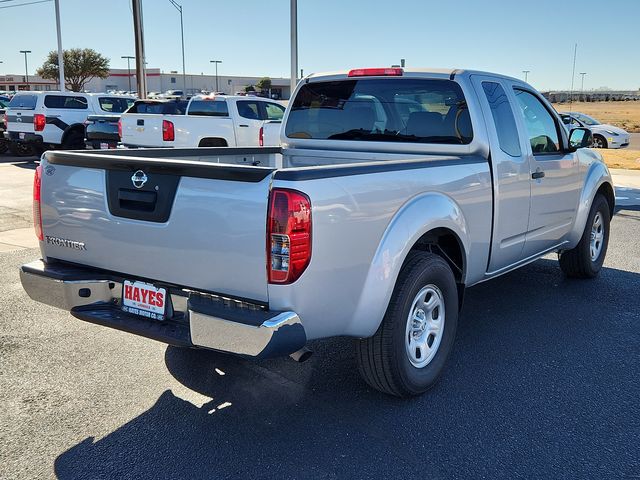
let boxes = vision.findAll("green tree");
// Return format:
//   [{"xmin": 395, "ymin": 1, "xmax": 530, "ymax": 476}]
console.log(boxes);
[
  {"xmin": 244, "ymin": 85, "xmax": 256, "ymax": 93},
  {"xmin": 255, "ymin": 77, "xmax": 272, "ymax": 93},
  {"xmin": 37, "ymin": 48, "xmax": 110, "ymax": 92}
]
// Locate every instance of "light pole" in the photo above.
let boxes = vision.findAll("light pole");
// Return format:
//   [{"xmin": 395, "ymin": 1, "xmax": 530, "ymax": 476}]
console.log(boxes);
[
  {"xmin": 122, "ymin": 56, "xmax": 135, "ymax": 92},
  {"xmin": 522, "ymin": 70, "xmax": 530, "ymax": 82},
  {"xmin": 169, "ymin": 0, "xmax": 187, "ymax": 97},
  {"xmin": 579, "ymin": 72, "xmax": 587, "ymax": 96},
  {"xmin": 290, "ymin": 0, "xmax": 298, "ymax": 99},
  {"xmin": 210, "ymin": 60, "xmax": 222, "ymax": 92},
  {"xmin": 20, "ymin": 50, "xmax": 31, "ymax": 90}
]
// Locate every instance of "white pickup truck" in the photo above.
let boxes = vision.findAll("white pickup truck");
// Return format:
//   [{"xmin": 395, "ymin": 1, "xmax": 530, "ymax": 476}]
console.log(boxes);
[
  {"xmin": 20, "ymin": 67, "xmax": 614, "ymax": 397},
  {"xmin": 120, "ymin": 95, "xmax": 286, "ymax": 148}
]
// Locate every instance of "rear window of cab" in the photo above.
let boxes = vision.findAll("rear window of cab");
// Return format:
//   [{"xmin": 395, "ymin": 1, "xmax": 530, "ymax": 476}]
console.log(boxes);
[
  {"xmin": 99, "ymin": 97, "xmax": 134, "ymax": 113},
  {"xmin": 286, "ymin": 78, "xmax": 472, "ymax": 144}
]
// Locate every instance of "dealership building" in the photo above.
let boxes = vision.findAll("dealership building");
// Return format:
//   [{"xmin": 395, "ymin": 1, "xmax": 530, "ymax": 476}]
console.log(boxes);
[{"xmin": 0, "ymin": 68, "xmax": 293, "ymax": 99}]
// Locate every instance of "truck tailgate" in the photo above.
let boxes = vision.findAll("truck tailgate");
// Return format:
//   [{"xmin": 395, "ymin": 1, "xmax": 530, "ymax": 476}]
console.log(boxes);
[
  {"xmin": 40, "ymin": 151, "xmax": 275, "ymax": 302},
  {"xmin": 120, "ymin": 114, "xmax": 166, "ymax": 147}
]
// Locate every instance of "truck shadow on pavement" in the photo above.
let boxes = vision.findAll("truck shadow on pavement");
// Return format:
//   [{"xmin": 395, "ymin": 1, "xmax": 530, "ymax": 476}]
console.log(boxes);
[{"xmin": 53, "ymin": 255, "xmax": 640, "ymax": 479}]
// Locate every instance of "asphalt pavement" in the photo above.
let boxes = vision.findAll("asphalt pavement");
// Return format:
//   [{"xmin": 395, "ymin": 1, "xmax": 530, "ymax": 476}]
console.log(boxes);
[{"xmin": 0, "ymin": 156, "xmax": 639, "ymax": 479}]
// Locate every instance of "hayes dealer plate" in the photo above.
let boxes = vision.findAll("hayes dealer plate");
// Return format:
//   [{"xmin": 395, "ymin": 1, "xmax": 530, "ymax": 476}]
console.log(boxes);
[{"xmin": 122, "ymin": 280, "xmax": 166, "ymax": 320}]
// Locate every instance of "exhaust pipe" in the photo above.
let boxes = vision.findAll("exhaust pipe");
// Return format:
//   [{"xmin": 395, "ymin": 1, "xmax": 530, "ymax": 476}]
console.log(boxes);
[{"xmin": 289, "ymin": 346, "xmax": 312, "ymax": 363}]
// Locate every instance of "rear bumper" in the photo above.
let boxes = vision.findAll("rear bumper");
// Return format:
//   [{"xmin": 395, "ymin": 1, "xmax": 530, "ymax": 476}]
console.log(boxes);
[
  {"xmin": 19, "ymin": 260, "xmax": 306, "ymax": 359},
  {"xmin": 6, "ymin": 131, "xmax": 44, "ymax": 145}
]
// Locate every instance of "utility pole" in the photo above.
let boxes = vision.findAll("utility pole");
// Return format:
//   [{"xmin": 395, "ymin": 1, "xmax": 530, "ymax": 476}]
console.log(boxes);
[
  {"xmin": 132, "ymin": 0, "xmax": 147, "ymax": 98},
  {"xmin": 522, "ymin": 70, "xmax": 530, "ymax": 82},
  {"xmin": 210, "ymin": 60, "xmax": 222, "ymax": 92},
  {"xmin": 290, "ymin": 0, "xmax": 298, "ymax": 99},
  {"xmin": 169, "ymin": 0, "xmax": 187, "ymax": 97},
  {"xmin": 122, "ymin": 56, "xmax": 135, "ymax": 92},
  {"xmin": 19, "ymin": 50, "xmax": 31, "ymax": 90},
  {"xmin": 54, "ymin": 0, "xmax": 65, "ymax": 91}
]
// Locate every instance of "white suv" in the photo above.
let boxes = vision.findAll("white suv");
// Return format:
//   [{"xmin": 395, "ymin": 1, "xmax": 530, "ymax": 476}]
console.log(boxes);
[{"xmin": 4, "ymin": 91, "xmax": 134, "ymax": 153}]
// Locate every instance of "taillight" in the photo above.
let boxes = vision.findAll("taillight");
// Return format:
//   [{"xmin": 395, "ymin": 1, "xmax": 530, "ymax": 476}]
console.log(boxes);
[
  {"xmin": 347, "ymin": 67, "xmax": 404, "ymax": 77},
  {"xmin": 3, "ymin": 112, "xmax": 7, "ymax": 127},
  {"xmin": 33, "ymin": 113, "xmax": 46, "ymax": 132},
  {"xmin": 117, "ymin": 118, "xmax": 122, "ymax": 139},
  {"xmin": 162, "ymin": 119, "xmax": 174, "ymax": 141},
  {"xmin": 33, "ymin": 165, "xmax": 43, "ymax": 241},
  {"xmin": 267, "ymin": 188, "xmax": 311, "ymax": 284},
  {"xmin": 259, "ymin": 126, "xmax": 264, "ymax": 147}
]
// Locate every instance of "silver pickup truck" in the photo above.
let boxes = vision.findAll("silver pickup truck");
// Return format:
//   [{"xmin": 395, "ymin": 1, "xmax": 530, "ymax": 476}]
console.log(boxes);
[{"xmin": 20, "ymin": 68, "xmax": 614, "ymax": 397}]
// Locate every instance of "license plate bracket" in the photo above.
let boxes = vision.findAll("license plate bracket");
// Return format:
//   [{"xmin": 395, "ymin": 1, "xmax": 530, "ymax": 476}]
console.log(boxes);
[{"xmin": 121, "ymin": 280, "xmax": 167, "ymax": 321}]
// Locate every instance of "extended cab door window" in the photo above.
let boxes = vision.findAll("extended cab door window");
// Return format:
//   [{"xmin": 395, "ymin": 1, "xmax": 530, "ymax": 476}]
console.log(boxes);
[
  {"xmin": 481, "ymin": 82, "xmax": 521, "ymax": 157},
  {"xmin": 512, "ymin": 89, "xmax": 560, "ymax": 154},
  {"xmin": 237, "ymin": 101, "xmax": 261, "ymax": 120}
]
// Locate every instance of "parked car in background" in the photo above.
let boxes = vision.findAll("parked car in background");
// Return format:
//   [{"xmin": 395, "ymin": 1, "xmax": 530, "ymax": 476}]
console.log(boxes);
[
  {"xmin": 84, "ymin": 96, "xmax": 135, "ymax": 150},
  {"xmin": 560, "ymin": 112, "xmax": 630, "ymax": 148},
  {"xmin": 0, "ymin": 97, "xmax": 9, "ymax": 153},
  {"xmin": 120, "ymin": 95, "xmax": 285, "ymax": 148},
  {"xmin": 21, "ymin": 67, "xmax": 613, "ymax": 397},
  {"xmin": 162, "ymin": 90, "xmax": 184, "ymax": 100},
  {"xmin": 5, "ymin": 92, "xmax": 134, "ymax": 154}
]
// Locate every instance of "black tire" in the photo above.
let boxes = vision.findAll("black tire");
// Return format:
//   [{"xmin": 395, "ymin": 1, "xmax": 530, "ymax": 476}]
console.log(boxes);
[
  {"xmin": 592, "ymin": 134, "xmax": 607, "ymax": 149},
  {"xmin": 8, "ymin": 142, "xmax": 35, "ymax": 157},
  {"xmin": 355, "ymin": 252, "xmax": 459, "ymax": 397},
  {"xmin": 559, "ymin": 194, "xmax": 610, "ymax": 278},
  {"xmin": 0, "ymin": 139, "xmax": 8, "ymax": 154},
  {"xmin": 62, "ymin": 130, "xmax": 85, "ymax": 150}
]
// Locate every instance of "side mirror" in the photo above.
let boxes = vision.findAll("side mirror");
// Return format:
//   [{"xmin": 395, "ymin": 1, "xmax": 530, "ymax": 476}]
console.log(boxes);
[{"xmin": 568, "ymin": 127, "xmax": 593, "ymax": 151}]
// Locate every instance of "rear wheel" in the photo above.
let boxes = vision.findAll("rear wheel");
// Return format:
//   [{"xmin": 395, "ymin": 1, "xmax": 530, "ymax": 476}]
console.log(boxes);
[
  {"xmin": 355, "ymin": 252, "xmax": 458, "ymax": 397},
  {"xmin": 592, "ymin": 135, "xmax": 607, "ymax": 149},
  {"xmin": 8, "ymin": 142, "xmax": 35, "ymax": 157},
  {"xmin": 559, "ymin": 194, "xmax": 610, "ymax": 278},
  {"xmin": 62, "ymin": 130, "xmax": 85, "ymax": 150}
]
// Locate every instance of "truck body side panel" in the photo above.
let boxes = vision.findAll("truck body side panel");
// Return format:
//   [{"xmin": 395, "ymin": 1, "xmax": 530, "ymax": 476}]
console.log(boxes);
[{"xmin": 268, "ymin": 157, "xmax": 492, "ymax": 340}]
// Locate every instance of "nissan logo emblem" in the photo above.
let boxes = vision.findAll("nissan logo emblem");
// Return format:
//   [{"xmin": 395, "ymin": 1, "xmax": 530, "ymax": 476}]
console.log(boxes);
[{"xmin": 131, "ymin": 170, "xmax": 148, "ymax": 189}]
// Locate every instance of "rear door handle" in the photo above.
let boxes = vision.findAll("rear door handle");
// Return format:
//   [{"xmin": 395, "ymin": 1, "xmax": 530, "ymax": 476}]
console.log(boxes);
[
  {"xmin": 238, "ymin": 124, "xmax": 249, "ymax": 127},
  {"xmin": 531, "ymin": 170, "xmax": 545, "ymax": 179}
]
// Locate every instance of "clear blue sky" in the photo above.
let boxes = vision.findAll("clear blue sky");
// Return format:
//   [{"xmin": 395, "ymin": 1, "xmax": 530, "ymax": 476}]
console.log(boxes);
[{"xmin": 2, "ymin": 0, "xmax": 639, "ymax": 91}]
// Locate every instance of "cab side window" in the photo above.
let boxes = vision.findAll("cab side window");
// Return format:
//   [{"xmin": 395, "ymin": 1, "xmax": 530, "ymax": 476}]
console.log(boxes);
[
  {"xmin": 482, "ymin": 82, "xmax": 521, "ymax": 157},
  {"xmin": 513, "ymin": 89, "xmax": 560, "ymax": 154}
]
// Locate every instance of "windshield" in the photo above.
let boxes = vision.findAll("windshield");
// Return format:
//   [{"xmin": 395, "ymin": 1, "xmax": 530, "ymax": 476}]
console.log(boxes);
[
  {"xmin": 8, "ymin": 94, "xmax": 37, "ymax": 110},
  {"xmin": 285, "ymin": 78, "xmax": 472, "ymax": 144},
  {"xmin": 574, "ymin": 113, "xmax": 600, "ymax": 126}
]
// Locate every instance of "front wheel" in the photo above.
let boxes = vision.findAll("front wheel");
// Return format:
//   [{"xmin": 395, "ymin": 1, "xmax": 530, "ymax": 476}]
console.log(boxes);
[
  {"xmin": 592, "ymin": 135, "xmax": 608, "ymax": 149},
  {"xmin": 355, "ymin": 252, "xmax": 459, "ymax": 397},
  {"xmin": 559, "ymin": 194, "xmax": 611, "ymax": 278}
]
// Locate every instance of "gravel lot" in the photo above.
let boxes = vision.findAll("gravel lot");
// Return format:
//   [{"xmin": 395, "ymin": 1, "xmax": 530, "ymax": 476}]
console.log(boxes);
[{"xmin": 0, "ymin": 157, "xmax": 639, "ymax": 479}]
